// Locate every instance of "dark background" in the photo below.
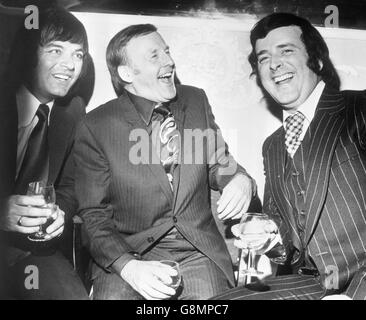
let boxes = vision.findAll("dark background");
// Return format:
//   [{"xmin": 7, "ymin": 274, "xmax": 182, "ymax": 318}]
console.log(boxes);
[{"xmin": 1, "ymin": 0, "xmax": 366, "ymax": 29}]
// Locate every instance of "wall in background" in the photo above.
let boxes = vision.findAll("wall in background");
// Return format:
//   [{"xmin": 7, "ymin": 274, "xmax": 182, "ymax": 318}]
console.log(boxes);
[{"xmin": 74, "ymin": 11, "xmax": 366, "ymax": 201}]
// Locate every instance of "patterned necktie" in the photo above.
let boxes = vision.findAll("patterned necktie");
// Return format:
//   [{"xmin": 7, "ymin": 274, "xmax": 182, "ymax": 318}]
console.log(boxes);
[
  {"xmin": 284, "ymin": 111, "xmax": 305, "ymax": 158},
  {"xmin": 15, "ymin": 104, "xmax": 49, "ymax": 194},
  {"xmin": 153, "ymin": 104, "xmax": 180, "ymax": 190}
]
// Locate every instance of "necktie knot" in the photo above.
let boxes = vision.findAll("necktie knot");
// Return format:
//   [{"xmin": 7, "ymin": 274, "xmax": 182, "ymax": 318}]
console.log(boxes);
[
  {"xmin": 153, "ymin": 104, "xmax": 171, "ymax": 119},
  {"xmin": 37, "ymin": 104, "xmax": 50, "ymax": 122},
  {"xmin": 285, "ymin": 111, "xmax": 305, "ymax": 157}
]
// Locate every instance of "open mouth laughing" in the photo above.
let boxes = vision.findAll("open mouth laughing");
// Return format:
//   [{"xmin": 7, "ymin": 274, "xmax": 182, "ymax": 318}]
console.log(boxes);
[
  {"xmin": 273, "ymin": 72, "xmax": 294, "ymax": 84},
  {"xmin": 53, "ymin": 73, "xmax": 73, "ymax": 82},
  {"xmin": 158, "ymin": 70, "xmax": 174, "ymax": 84}
]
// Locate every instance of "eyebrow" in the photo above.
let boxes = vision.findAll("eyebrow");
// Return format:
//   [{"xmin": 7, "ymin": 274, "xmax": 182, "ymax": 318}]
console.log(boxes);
[
  {"xmin": 44, "ymin": 42, "xmax": 84, "ymax": 52},
  {"xmin": 149, "ymin": 45, "xmax": 170, "ymax": 53},
  {"xmin": 256, "ymin": 43, "xmax": 299, "ymax": 56},
  {"xmin": 44, "ymin": 43, "xmax": 64, "ymax": 49}
]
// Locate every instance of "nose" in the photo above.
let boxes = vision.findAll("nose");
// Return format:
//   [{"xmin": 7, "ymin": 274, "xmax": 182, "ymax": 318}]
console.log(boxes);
[
  {"xmin": 60, "ymin": 54, "xmax": 75, "ymax": 71},
  {"xmin": 269, "ymin": 54, "xmax": 283, "ymax": 72},
  {"xmin": 163, "ymin": 52, "xmax": 175, "ymax": 67}
]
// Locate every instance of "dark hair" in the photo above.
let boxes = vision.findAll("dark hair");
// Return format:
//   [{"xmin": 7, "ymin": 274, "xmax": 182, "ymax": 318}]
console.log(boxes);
[
  {"xmin": 106, "ymin": 24, "xmax": 157, "ymax": 96},
  {"xmin": 248, "ymin": 13, "xmax": 340, "ymax": 90},
  {"xmin": 5, "ymin": 6, "xmax": 89, "ymax": 96}
]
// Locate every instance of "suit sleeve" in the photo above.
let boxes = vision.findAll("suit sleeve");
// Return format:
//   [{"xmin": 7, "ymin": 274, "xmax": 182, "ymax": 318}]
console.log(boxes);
[
  {"xmin": 74, "ymin": 120, "xmax": 135, "ymax": 272},
  {"xmin": 56, "ymin": 97, "xmax": 86, "ymax": 223},
  {"xmin": 200, "ymin": 89, "xmax": 256, "ymax": 193}
]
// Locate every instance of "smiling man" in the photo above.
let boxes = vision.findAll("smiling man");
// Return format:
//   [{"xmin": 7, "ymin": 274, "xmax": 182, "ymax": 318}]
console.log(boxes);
[
  {"xmin": 74, "ymin": 24, "xmax": 256, "ymax": 300},
  {"xmin": 212, "ymin": 13, "xmax": 366, "ymax": 300},
  {"xmin": 0, "ymin": 6, "xmax": 89, "ymax": 299}
]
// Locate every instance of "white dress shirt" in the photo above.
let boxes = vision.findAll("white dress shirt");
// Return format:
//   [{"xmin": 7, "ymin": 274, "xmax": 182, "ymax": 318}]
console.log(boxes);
[{"xmin": 282, "ymin": 81, "xmax": 326, "ymax": 146}]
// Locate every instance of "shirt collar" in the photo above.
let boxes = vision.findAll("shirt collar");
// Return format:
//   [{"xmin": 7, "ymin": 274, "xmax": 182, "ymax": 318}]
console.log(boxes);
[
  {"xmin": 283, "ymin": 80, "xmax": 325, "ymax": 127},
  {"xmin": 16, "ymin": 85, "xmax": 54, "ymax": 128},
  {"xmin": 126, "ymin": 91, "xmax": 159, "ymax": 125}
]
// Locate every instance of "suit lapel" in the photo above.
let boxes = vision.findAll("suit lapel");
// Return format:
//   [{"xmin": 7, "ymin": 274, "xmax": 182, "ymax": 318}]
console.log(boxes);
[
  {"xmin": 48, "ymin": 101, "xmax": 74, "ymax": 183},
  {"xmin": 303, "ymin": 86, "xmax": 345, "ymax": 245},
  {"xmin": 119, "ymin": 92, "xmax": 174, "ymax": 203},
  {"xmin": 265, "ymin": 130, "xmax": 302, "ymax": 251}
]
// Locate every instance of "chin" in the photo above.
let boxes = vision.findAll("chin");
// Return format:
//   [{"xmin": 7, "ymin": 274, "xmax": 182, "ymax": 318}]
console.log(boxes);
[
  {"xmin": 53, "ymin": 88, "xmax": 70, "ymax": 98},
  {"xmin": 164, "ymin": 91, "xmax": 177, "ymax": 101}
]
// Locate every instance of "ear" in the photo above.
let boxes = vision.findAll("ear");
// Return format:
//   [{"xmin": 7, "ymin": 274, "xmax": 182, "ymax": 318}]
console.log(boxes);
[
  {"xmin": 117, "ymin": 65, "xmax": 133, "ymax": 83},
  {"xmin": 318, "ymin": 60, "xmax": 323, "ymax": 71}
]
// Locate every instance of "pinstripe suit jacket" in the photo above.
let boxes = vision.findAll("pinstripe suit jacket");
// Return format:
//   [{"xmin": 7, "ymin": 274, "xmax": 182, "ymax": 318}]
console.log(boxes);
[
  {"xmin": 74, "ymin": 85, "xmax": 246, "ymax": 286},
  {"xmin": 263, "ymin": 86, "xmax": 366, "ymax": 299}
]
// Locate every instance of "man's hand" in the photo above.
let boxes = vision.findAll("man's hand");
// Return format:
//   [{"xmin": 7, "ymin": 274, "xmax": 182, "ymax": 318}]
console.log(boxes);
[
  {"xmin": 43, "ymin": 205, "xmax": 65, "ymax": 240},
  {"xmin": 0, "ymin": 195, "xmax": 51, "ymax": 233},
  {"xmin": 217, "ymin": 174, "xmax": 254, "ymax": 220},
  {"xmin": 232, "ymin": 218, "xmax": 280, "ymax": 255},
  {"xmin": 121, "ymin": 260, "xmax": 178, "ymax": 300}
]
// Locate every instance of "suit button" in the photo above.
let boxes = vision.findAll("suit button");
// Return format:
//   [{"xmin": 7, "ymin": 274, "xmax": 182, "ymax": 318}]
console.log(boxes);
[
  {"xmin": 297, "ymin": 190, "xmax": 305, "ymax": 196},
  {"xmin": 147, "ymin": 237, "xmax": 154, "ymax": 243},
  {"xmin": 292, "ymin": 171, "xmax": 300, "ymax": 176},
  {"xmin": 173, "ymin": 217, "xmax": 177, "ymax": 223},
  {"xmin": 300, "ymin": 210, "xmax": 306, "ymax": 215}
]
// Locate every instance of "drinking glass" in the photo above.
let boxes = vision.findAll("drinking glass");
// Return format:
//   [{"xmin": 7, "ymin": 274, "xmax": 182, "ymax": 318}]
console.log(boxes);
[
  {"xmin": 235, "ymin": 213, "xmax": 274, "ymax": 277},
  {"xmin": 27, "ymin": 181, "xmax": 57, "ymax": 242},
  {"xmin": 160, "ymin": 260, "xmax": 181, "ymax": 290}
]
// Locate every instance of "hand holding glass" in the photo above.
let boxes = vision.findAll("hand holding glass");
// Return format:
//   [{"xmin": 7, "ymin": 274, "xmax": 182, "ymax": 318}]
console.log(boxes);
[
  {"xmin": 233, "ymin": 213, "xmax": 277, "ymax": 277},
  {"xmin": 27, "ymin": 181, "xmax": 57, "ymax": 241},
  {"xmin": 159, "ymin": 260, "xmax": 181, "ymax": 290}
]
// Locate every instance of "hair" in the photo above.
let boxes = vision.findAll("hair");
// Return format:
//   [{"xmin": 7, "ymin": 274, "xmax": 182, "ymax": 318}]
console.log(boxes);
[
  {"xmin": 106, "ymin": 24, "xmax": 157, "ymax": 96},
  {"xmin": 248, "ymin": 13, "xmax": 340, "ymax": 90},
  {"xmin": 4, "ymin": 5, "xmax": 89, "ymax": 96}
]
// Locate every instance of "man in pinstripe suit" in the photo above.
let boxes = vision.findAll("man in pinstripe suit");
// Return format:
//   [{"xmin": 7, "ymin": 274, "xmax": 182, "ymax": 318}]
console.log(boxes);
[
  {"xmin": 213, "ymin": 13, "xmax": 366, "ymax": 300},
  {"xmin": 74, "ymin": 24, "xmax": 256, "ymax": 300}
]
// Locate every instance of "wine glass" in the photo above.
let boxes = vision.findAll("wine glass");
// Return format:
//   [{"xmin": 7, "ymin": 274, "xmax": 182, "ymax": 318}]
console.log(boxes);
[
  {"xmin": 235, "ymin": 213, "xmax": 274, "ymax": 278},
  {"xmin": 27, "ymin": 181, "xmax": 57, "ymax": 242},
  {"xmin": 159, "ymin": 260, "xmax": 182, "ymax": 290}
]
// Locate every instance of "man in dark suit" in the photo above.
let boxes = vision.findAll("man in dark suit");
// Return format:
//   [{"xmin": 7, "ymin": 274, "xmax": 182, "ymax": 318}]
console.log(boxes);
[
  {"xmin": 74, "ymin": 24, "xmax": 256, "ymax": 300},
  {"xmin": 0, "ymin": 6, "xmax": 89, "ymax": 299},
  {"xmin": 213, "ymin": 13, "xmax": 366, "ymax": 300}
]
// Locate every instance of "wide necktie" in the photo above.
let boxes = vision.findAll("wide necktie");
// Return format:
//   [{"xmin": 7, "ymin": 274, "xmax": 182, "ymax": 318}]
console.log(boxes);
[
  {"xmin": 284, "ymin": 111, "xmax": 305, "ymax": 158},
  {"xmin": 15, "ymin": 104, "xmax": 50, "ymax": 194},
  {"xmin": 152, "ymin": 104, "xmax": 180, "ymax": 190}
]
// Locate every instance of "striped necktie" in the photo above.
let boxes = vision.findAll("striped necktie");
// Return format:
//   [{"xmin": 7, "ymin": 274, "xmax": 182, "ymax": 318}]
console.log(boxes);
[{"xmin": 153, "ymin": 104, "xmax": 180, "ymax": 189}]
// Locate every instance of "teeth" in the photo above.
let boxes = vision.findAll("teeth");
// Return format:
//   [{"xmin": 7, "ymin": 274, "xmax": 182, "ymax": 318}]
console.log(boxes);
[
  {"xmin": 274, "ymin": 73, "xmax": 293, "ymax": 83},
  {"xmin": 158, "ymin": 72, "xmax": 172, "ymax": 79},
  {"xmin": 54, "ymin": 74, "xmax": 70, "ymax": 80}
]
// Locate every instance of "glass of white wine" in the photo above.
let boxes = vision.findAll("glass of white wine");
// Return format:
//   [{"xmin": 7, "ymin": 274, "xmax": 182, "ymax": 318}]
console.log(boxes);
[
  {"xmin": 160, "ymin": 260, "xmax": 182, "ymax": 290},
  {"xmin": 235, "ymin": 213, "xmax": 274, "ymax": 277},
  {"xmin": 27, "ymin": 181, "xmax": 57, "ymax": 242}
]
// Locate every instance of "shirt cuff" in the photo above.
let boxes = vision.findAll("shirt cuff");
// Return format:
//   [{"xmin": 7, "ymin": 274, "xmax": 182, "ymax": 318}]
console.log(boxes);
[{"xmin": 111, "ymin": 252, "xmax": 142, "ymax": 275}]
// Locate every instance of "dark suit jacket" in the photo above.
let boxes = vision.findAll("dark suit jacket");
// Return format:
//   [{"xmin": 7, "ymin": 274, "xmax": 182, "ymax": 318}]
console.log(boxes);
[
  {"xmin": 263, "ymin": 86, "xmax": 366, "ymax": 299},
  {"xmin": 74, "ymin": 85, "xmax": 248, "ymax": 286},
  {"xmin": 0, "ymin": 91, "xmax": 85, "ymax": 266}
]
